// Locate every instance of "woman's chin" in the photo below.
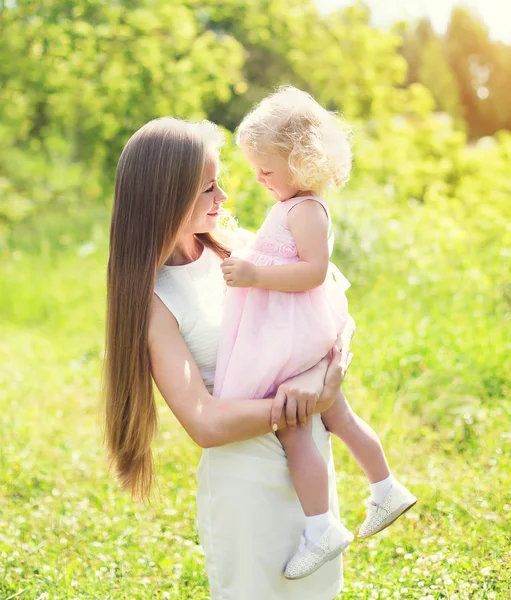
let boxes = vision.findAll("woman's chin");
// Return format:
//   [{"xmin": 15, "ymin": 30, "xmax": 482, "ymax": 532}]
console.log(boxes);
[{"xmin": 196, "ymin": 216, "xmax": 220, "ymax": 234}]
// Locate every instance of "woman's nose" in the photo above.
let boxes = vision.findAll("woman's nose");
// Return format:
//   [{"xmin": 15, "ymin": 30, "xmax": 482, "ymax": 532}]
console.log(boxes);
[{"xmin": 216, "ymin": 187, "xmax": 227, "ymax": 203}]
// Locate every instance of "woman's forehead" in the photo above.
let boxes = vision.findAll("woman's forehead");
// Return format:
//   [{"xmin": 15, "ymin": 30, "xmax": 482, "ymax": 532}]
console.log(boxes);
[{"xmin": 204, "ymin": 154, "xmax": 220, "ymax": 174}]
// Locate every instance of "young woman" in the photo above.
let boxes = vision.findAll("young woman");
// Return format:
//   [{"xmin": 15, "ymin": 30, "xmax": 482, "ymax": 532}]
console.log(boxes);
[{"xmin": 104, "ymin": 117, "xmax": 352, "ymax": 599}]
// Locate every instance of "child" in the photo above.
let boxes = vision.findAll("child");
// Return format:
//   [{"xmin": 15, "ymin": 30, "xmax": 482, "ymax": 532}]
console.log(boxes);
[{"xmin": 213, "ymin": 86, "xmax": 417, "ymax": 580}]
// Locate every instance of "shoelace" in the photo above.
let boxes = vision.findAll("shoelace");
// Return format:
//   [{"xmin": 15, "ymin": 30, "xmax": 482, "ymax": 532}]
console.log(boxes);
[
  {"xmin": 366, "ymin": 499, "xmax": 380, "ymax": 513},
  {"xmin": 296, "ymin": 533, "xmax": 326, "ymax": 557}
]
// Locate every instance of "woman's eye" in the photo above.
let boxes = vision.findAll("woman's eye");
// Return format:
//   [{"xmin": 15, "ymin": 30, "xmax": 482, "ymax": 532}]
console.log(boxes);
[{"xmin": 204, "ymin": 184, "xmax": 215, "ymax": 193}]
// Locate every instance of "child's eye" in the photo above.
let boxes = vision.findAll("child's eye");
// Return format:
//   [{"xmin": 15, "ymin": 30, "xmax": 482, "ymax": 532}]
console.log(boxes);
[{"xmin": 262, "ymin": 171, "xmax": 272, "ymax": 176}]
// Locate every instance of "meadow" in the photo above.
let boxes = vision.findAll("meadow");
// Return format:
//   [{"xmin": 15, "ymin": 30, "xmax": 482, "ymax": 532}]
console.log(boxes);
[{"xmin": 1, "ymin": 164, "xmax": 510, "ymax": 599}]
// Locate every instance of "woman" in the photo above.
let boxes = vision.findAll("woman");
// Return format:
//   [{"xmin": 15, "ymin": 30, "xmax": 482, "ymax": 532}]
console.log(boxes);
[{"xmin": 104, "ymin": 117, "xmax": 354, "ymax": 599}]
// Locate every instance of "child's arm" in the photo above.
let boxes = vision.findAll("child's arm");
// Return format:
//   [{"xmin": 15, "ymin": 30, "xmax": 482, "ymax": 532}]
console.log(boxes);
[{"xmin": 221, "ymin": 200, "xmax": 329, "ymax": 291}]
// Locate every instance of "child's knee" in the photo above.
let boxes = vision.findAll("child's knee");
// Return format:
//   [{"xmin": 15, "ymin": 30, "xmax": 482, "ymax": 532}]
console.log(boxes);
[
  {"xmin": 277, "ymin": 422, "xmax": 313, "ymax": 449},
  {"xmin": 323, "ymin": 407, "xmax": 356, "ymax": 438}
]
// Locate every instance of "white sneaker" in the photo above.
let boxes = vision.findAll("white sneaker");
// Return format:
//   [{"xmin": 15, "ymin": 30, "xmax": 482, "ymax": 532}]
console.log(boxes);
[
  {"xmin": 284, "ymin": 520, "xmax": 353, "ymax": 580},
  {"xmin": 358, "ymin": 480, "xmax": 417, "ymax": 539}
]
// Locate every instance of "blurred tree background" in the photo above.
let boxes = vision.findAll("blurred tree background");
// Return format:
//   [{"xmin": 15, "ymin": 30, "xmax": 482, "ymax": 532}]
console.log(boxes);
[
  {"xmin": 1, "ymin": 0, "xmax": 510, "ymax": 229},
  {"xmin": 1, "ymin": 1, "xmax": 510, "ymax": 598}
]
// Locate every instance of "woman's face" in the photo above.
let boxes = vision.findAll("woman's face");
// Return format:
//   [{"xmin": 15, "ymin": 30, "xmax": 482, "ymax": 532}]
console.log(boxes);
[{"xmin": 186, "ymin": 153, "xmax": 227, "ymax": 234}]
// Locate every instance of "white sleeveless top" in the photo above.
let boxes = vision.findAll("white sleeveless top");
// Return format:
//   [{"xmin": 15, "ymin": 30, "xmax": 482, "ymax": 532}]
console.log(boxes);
[
  {"xmin": 153, "ymin": 238, "xmax": 343, "ymax": 600},
  {"xmin": 154, "ymin": 246, "xmax": 224, "ymax": 392}
]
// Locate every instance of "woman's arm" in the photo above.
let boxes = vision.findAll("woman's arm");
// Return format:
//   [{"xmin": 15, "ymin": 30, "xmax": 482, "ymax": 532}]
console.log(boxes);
[
  {"xmin": 273, "ymin": 355, "xmax": 330, "ymax": 429},
  {"xmin": 272, "ymin": 324, "xmax": 354, "ymax": 429},
  {"xmin": 148, "ymin": 295, "xmax": 344, "ymax": 448},
  {"xmin": 221, "ymin": 201, "xmax": 330, "ymax": 292}
]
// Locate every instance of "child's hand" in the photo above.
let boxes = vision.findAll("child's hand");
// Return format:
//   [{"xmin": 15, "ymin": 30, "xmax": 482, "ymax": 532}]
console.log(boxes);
[{"xmin": 221, "ymin": 257, "xmax": 258, "ymax": 288}]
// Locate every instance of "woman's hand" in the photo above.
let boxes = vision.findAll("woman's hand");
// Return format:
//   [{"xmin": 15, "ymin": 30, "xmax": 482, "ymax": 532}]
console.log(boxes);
[
  {"xmin": 316, "ymin": 346, "xmax": 353, "ymax": 414},
  {"xmin": 271, "ymin": 345, "xmax": 353, "ymax": 432},
  {"xmin": 271, "ymin": 381, "xmax": 320, "ymax": 432}
]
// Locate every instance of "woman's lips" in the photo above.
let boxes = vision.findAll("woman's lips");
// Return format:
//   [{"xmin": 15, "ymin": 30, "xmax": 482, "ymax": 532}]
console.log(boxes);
[{"xmin": 208, "ymin": 206, "xmax": 225, "ymax": 216}]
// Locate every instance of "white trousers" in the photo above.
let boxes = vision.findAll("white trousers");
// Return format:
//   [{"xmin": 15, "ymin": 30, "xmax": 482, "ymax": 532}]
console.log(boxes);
[{"xmin": 196, "ymin": 414, "xmax": 344, "ymax": 600}]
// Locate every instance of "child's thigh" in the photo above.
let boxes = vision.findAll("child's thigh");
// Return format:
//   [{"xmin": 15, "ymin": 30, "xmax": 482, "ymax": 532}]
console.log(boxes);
[{"xmin": 277, "ymin": 419, "xmax": 314, "ymax": 453}]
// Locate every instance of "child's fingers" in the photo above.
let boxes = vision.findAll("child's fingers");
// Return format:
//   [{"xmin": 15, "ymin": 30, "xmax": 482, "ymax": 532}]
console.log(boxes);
[{"xmin": 221, "ymin": 258, "xmax": 240, "ymax": 268}]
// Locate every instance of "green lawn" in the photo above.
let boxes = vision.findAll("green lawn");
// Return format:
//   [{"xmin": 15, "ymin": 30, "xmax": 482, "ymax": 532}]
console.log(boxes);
[{"xmin": 1, "ymin": 191, "xmax": 510, "ymax": 599}]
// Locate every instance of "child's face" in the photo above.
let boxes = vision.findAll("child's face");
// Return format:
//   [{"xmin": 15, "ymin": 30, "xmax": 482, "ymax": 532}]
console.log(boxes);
[{"xmin": 242, "ymin": 145, "xmax": 300, "ymax": 202}]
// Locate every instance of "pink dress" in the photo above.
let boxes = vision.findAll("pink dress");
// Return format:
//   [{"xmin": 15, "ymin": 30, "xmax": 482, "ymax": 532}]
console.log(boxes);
[{"xmin": 214, "ymin": 196, "xmax": 351, "ymax": 400}]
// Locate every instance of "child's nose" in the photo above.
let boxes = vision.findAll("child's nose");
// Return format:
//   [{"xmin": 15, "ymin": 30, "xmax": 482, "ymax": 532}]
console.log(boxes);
[{"xmin": 256, "ymin": 170, "xmax": 265, "ymax": 184}]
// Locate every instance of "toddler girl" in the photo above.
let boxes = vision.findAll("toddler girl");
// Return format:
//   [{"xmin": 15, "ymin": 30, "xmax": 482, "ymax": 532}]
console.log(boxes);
[{"xmin": 213, "ymin": 86, "xmax": 417, "ymax": 580}]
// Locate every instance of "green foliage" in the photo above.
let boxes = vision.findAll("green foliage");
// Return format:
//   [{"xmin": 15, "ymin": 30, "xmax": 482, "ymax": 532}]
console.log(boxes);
[
  {"xmin": 0, "ymin": 0, "xmax": 245, "ymax": 225},
  {"xmin": 399, "ymin": 7, "xmax": 511, "ymax": 138},
  {"xmin": 418, "ymin": 38, "xmax": 460, "ymax": 118},
  {"xmin": 290, "ymin": 3, "xmax": 408, "ymax": 122},
  {"xmin": 1, "ymin": 159, "xmax": 510, "ymax": 597}
]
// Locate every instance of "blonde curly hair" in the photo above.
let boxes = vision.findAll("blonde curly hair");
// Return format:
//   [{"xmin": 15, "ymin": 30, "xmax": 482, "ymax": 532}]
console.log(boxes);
[{"xmin": 237, "ymin": 86, "xmax": 352, "ymax": 193}]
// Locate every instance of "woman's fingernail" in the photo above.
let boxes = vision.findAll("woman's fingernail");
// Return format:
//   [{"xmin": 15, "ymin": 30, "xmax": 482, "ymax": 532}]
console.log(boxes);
[{"xmin": 272, "ymin": 423, "xmax": 278, "ymax": 432}]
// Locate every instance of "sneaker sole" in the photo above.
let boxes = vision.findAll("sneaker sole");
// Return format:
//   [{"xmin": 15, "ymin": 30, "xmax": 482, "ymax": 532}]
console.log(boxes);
[
  {"xmin": 357, "ymin": 497, "xmax": 418, "ymax": 539},
  {"xmin": 283, "ymin": 536, "xmax": 353, "ymax": 581}
]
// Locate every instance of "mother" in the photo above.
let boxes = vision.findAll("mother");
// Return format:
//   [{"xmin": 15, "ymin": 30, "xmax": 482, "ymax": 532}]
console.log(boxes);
[{"xmin": 104, "ymin": 117, "xmax": 353, "ymax": 599}]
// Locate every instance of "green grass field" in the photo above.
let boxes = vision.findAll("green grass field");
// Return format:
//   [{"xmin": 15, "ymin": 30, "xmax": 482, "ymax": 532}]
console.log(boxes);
[{"xmin": 1, "ymin": 189, "xmax": 510, "ymax": 599}]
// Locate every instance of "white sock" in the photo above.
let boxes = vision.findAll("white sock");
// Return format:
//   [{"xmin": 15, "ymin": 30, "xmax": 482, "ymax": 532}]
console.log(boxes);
[
  {"xmin": 305, "ymin": 510, "xmax": 331, "ymax": 544},
  {"xmin": 370, "ymin": 475, "xmax": 394, "ymax": 504}
]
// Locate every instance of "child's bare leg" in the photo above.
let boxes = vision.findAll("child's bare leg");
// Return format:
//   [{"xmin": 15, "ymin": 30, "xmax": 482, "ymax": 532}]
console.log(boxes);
[
  {"xmin": 277, "ymin": 420, "xmax": 329, "ymax": 516},
  {"xmin": 279, "ymin": 421, "xmax": 354, "ymax": 579},
  {"xmin": 321, "ymin": 389, "xmax": 390, "ymax": 483},
  {"xmin": 322, "ymin": 390, "xmax": 417, "ymax": 538}
]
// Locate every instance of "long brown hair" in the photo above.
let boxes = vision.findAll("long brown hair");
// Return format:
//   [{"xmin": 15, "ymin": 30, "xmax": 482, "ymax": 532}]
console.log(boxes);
[{"xmin": 104, "ymin": 118, "xmax": 229, "ymax": 501}]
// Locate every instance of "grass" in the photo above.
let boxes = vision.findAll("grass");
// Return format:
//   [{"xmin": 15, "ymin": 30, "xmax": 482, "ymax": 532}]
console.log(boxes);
[{"xmin": 0, "ymin": 188, "xmax": 510, "ymax": 599}]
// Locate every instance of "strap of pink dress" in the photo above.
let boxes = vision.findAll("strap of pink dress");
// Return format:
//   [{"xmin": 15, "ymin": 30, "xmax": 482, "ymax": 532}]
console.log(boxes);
[{"xmin": 284, "ymin": 195, "xmax": 330, "ymax": 221}]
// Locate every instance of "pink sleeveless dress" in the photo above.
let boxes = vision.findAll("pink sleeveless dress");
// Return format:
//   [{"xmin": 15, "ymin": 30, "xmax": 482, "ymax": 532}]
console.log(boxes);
[{"xmin": 214, "ymin": 196, "xmax": 350, "ymax": 400}]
